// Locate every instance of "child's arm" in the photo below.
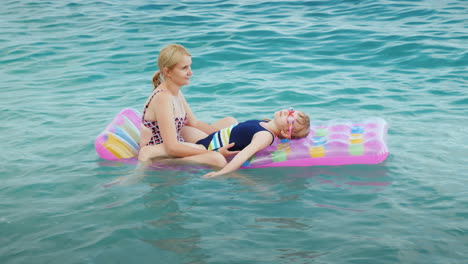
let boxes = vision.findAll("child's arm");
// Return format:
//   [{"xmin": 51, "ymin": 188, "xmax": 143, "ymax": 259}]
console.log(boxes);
[{"xmin": 203, "ymin": 131, "xmax": 274, "ymax": 178}]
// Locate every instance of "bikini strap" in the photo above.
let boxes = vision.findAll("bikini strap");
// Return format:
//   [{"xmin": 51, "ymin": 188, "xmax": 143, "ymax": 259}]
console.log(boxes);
[{"xmin": 142, "ymin": 89, "xmax": 165, "ymax": 121}]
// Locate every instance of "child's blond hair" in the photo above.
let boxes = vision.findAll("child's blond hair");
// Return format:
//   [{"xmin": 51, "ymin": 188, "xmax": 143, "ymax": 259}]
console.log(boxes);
[{"xmin": 285, "ymin": 112, "xmax": 310, "ymax": 139}]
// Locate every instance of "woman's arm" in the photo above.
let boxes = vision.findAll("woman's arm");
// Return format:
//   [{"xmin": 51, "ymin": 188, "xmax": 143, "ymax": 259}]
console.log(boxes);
[
  {"xmin": 154, "ymin": 91, "xmax": 212, "ymax": 157},
  {"xmin": 202, "ymin": 131, "xmax": 274, "ymax": 178}
]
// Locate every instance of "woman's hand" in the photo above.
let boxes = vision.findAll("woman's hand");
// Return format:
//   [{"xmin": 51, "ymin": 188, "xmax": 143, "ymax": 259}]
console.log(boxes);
[{"xmin": 217, "ymin": 143, "xmax": 239, "ymax": 157}]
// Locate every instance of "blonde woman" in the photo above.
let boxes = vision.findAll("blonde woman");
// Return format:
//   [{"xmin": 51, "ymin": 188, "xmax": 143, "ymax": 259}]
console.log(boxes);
[{"xmin": 138, "ymin": 44, "xmax": 238, "ymax": 166}]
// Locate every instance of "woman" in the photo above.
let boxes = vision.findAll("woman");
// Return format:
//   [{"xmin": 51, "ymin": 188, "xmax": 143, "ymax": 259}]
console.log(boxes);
[{"xmin": 138, "ymin": 44, "xmax": 238, "ymax": 166}]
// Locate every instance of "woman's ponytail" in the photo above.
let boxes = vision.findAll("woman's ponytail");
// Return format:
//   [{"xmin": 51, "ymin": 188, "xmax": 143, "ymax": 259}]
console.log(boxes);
[{"xmin": 152, "ymin": 70, "xmax": 161, "ymax": 90}]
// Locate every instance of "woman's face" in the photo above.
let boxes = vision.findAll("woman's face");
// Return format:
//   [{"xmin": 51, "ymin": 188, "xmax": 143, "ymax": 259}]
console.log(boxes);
[{"xmin": 167, "ymin": 55, "xmax": 192, "ymax": 86}]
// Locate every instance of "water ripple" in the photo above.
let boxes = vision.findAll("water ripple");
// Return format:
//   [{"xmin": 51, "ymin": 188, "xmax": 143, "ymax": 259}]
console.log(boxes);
[{"xmin": 1, "ymin": 0, "xmax": 468, "ymax": 263}]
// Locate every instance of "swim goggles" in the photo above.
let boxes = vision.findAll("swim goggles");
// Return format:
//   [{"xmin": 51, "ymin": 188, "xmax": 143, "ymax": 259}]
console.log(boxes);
[{"xmin": 287, "ymin": 107, "xmax": 295, "ymax": 139}]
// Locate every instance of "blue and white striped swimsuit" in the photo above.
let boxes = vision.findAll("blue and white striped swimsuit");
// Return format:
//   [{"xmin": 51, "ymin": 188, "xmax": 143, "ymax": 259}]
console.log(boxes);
[{"xmin": 196, "ymin": 120, "xmax": 274, "ymax": 151}]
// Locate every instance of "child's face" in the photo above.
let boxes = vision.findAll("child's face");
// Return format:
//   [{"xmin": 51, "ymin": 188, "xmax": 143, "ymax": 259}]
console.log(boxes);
[{"xmin": 274, "ymin": 109, "xmax": 304, "ymax": 138}]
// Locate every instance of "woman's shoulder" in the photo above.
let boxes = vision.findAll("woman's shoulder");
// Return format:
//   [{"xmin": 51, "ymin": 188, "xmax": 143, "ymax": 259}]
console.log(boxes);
[
  {"xmin": 146, "ymin": 89, "xmax": 171, "ymax": 108},
  {"xmin": 152, "ymin": 89, "xmax": 170, "ymax": 99},
  {"xmin": 153, "ymin": 88, "xmax": 168, "ymax": 94}
]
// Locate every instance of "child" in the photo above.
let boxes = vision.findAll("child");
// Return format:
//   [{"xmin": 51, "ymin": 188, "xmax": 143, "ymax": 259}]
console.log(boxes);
[{"xmin": 199, "ymin": 108, "xmax": 310, "ymax": 178}]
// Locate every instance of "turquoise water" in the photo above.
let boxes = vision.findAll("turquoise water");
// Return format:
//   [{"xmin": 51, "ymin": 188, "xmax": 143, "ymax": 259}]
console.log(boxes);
[{"xmin": 1, "ymin": 0, "xmax": 467, "ymax": 263}]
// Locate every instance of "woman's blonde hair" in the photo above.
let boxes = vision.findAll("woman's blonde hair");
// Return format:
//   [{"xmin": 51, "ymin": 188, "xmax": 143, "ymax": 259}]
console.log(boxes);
[{"xmin": 152, "ymin": 44, "xmax": 191, "ymax": 89}]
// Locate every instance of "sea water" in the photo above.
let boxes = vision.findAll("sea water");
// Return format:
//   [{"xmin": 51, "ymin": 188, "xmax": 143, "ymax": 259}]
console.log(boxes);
[{"xmin": 1, "ymin": 0, "xmax": 467, "ymax": 263}]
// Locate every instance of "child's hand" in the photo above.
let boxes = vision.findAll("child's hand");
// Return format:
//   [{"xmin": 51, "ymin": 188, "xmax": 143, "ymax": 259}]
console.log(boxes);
[
  {"xmin": 202, "ymin": 171, "xmax": 224, "ymax": 178},
  {"xmin": 217, "ymin": 143, "xmax": 239, "ymax": 157}
]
